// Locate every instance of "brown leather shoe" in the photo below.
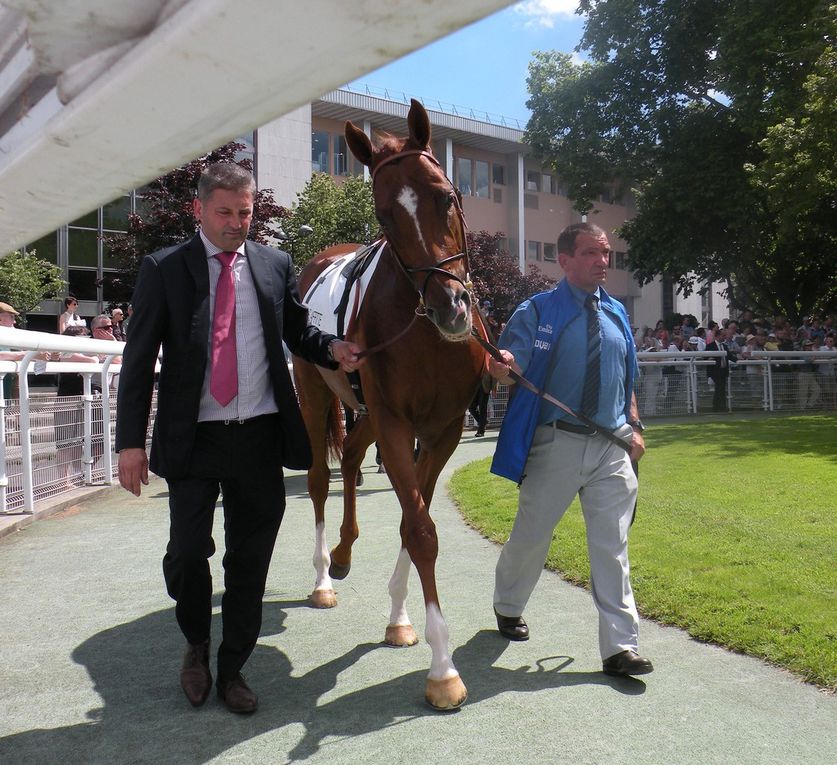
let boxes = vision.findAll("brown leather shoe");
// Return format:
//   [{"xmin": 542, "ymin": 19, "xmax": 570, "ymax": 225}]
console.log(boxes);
[
  {"xmin": 180, "ymin": 640, "xmax": 212, "ymax": 707},
  {"xmin": 217, "ymin": 673, "xmax": 258, "ymax": 714}
]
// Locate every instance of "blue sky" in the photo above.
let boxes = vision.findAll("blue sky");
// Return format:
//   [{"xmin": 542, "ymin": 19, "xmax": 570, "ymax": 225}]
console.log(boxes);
[{"xmin": 346, "ymin": 1, "xmax": 587, "ymax": 130}]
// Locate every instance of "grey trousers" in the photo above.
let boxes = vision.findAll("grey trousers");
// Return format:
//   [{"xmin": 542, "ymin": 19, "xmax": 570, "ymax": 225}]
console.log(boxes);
[{"xmin": 494, "ymin": 423, "xmax": 639, "ymax": 659}]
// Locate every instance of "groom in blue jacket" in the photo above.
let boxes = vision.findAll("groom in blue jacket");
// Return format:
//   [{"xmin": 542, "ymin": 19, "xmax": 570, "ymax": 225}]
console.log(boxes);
[{"xmin": 486, "ymin": 222, "xmax": 653, "ymax": 678}]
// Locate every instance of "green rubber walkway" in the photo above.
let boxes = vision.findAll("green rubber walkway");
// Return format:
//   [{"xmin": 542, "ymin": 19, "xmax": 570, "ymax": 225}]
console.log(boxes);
[{"xmin": 1, "ymin": 433, "xmax": 834, "ymax": 764}]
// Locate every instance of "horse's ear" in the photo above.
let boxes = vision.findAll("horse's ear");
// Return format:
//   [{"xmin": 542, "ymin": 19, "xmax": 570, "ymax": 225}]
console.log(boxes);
[
  {"xmin": 407, "ymin": 98, "xmax": 431, "ymax": 149},
  {"xmin": 345, "ymin": 121, "xmax": 373, "ymax": 167}
]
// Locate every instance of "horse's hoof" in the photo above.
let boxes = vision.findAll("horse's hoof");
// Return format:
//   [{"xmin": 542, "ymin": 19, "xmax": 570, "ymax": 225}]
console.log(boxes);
[
  {"xmin": 384, "ymin": 624, "xmax": 419, "ymax": 647},
  {"xmin": 309, "ymin": 589, "xmax": 337, "ymax": 608},
  {"xmin": 328, "ymin": 559, "xmax": 351, "ymax": 580},
  {"xmin": 425, "ymin": 675, "xmax": 467, "ymax": 711}
]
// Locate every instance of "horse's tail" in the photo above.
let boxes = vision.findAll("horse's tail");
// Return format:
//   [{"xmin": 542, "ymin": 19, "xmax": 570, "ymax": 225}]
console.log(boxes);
[{"xmin": 325, "ymin": 397, "xmax": 345, "ymax": 464}]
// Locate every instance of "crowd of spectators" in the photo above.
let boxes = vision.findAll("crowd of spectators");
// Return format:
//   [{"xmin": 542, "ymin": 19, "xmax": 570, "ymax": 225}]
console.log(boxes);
[{"xmin": 633, "ymin": 311, "xmax": 837, "ymax": 411}]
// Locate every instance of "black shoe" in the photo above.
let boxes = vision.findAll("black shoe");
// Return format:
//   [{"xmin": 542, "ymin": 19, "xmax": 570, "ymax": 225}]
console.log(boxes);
[
  {"xmin": 217, "ymin": 673, "xmax": 258, "ymax": 714},
  {"xmin": 474, "ymin": 431, "xmax": 485, "ymax": 437},
  {"xmin": 180, "ymin": 640, "xmax": 212, "ymax": 707},
  {"xmin": 494, "ymin": 608, "xmax": 529, "ymax": 641},
  {"xmin": 602, "ymin": 649, "xmax": 654, "ymax": 677}
]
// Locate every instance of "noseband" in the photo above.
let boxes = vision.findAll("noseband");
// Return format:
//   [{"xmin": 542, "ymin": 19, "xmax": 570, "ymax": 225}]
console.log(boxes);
[{"xmin": 371, "ymin": 149, "xmax": 472, "ymax": 309}]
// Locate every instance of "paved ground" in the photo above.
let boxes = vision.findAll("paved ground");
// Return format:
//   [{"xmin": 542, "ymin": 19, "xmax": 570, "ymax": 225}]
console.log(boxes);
[{"xmin": 1, "ymin": 432, "xmax": 834, "ymax": 765}]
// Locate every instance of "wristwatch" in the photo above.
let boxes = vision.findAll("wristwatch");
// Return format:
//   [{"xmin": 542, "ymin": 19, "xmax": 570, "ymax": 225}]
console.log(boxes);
[
  {"xmin": 629, "ymin": 419, "xmax": 646, "ymax": 433},
  {"xmin": 327, "ymin": 339, "xmax": 338, "ymax": 362}
]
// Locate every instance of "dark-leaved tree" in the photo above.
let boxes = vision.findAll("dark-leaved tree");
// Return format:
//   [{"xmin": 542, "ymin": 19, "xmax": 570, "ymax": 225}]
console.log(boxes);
[
  {"xmin": 468, "ymin": 231, "xmax": 553, "ymax": 321},
  {"xmin": 525, "ymin": 0, "xmax": 836, "ymax": 322}
]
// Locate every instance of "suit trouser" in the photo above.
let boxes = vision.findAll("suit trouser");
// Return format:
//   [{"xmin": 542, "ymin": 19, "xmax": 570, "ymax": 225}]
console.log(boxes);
[
  {"xmin": 163, "ymin": 414, "xmax": 285, "ymax": 682},
  {"xmin": 494, "ymin": 423, "xmax": 639, "ymax": 659}
]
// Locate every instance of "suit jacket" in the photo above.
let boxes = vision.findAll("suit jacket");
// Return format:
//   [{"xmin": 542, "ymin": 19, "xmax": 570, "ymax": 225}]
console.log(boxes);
[{"xmin": 115, "ymin": 235, "xmax": 337, "ymax": 478}]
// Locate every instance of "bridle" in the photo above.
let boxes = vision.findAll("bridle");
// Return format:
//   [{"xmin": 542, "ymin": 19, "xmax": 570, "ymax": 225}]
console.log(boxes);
[
  {"xmin": 370, "ymin": 149, "xmax": 473, "ymax": 309},
  {"xmin": 351, "ymin": 148, "xmax": 475, "ymax": 361}
]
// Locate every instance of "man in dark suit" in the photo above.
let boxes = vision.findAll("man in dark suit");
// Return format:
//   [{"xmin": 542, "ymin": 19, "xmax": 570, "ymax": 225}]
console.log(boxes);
[{"xmin": 115, "ymin": 162, "xmax": 361, "ymax": 714}]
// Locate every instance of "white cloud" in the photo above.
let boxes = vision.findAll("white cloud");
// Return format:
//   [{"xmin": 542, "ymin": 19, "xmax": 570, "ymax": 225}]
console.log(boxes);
[{"xmin": 514, "ymin": 0, "xmax": 580, "ymax": 29}]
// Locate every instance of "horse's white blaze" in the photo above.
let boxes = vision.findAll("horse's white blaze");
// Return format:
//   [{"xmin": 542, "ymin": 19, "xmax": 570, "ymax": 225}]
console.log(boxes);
[
  {"xmin": 425, "ymin": 602, "xmax": 458, "ymax": 681},
  {"xmin": 312, "ymin": 522, "xmax": 333, "ymax": 592},
  {"xmin": 397, "ymin": 185, "xmax": 426, "ymax": 251},
  {"xmin": 388, "ymin": 547, "xmax": 412, "ymax": 626}
]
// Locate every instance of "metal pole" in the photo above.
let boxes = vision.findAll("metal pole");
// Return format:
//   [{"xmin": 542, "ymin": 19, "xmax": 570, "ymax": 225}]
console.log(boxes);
[
  {"xmin": 99, "ymin": 355, "xmax": 117, "ymax": 485},
  {"xmin": 82, "ymin": 373, "xmax": 93, "ymax": 485},
  {"xmin": 18, "ymin": 352, "xmax": 38, "ymax": 512}
]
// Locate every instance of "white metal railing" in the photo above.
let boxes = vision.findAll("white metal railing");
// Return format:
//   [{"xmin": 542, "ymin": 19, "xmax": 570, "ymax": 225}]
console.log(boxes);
[
  {"xmin": 0, "ymin": 327, "xmax": 159, "ymax": 515},
  {"xmin": 3, "ymin": 327, "xmax": 834, "ymax": 513},
  {"xmin": 465, "ymin": 349, "xmax": 837, "ymax": 430}
]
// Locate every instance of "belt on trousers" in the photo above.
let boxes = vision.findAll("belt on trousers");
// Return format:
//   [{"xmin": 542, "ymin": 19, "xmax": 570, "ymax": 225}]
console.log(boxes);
[
  {"xmin": 201, "ymin": 413, "xmax": 277, "ymax": 427},
  {"xmin": 549, "ymin": 419, "xmax": 597, "ymax": 436}
]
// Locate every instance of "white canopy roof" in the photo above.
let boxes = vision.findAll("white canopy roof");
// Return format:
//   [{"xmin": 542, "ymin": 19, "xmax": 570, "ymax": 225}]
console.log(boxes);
[{"xmin": 0, "ymin": 0, "xmax": 511, "ymax": 253}]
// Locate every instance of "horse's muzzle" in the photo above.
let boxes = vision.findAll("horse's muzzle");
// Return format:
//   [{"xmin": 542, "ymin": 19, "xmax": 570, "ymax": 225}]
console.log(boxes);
[{"xmin": 425, "ymin": 286, "xmax": 472, "ymax": 339}]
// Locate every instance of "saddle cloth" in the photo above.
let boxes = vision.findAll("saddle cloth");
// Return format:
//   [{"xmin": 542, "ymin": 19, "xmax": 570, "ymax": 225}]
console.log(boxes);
[{"xmin": 302, "ymin": 241, "xmax": 384, "ymax": 339}]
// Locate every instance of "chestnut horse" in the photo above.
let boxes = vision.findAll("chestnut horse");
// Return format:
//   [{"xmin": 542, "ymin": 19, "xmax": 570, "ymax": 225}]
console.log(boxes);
[{"xmin": 292, "ymin": 100, "xmax": 486, "ymax": 709}]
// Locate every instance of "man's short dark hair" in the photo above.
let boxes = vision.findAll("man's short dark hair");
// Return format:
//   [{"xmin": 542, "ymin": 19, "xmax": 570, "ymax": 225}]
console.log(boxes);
[
  {"xmin": 556, "ymin": 222, "xmax": 608, "ymax": 256},
  {"xmin": 197, "ymin": 162, "xmax": 256, "ymax": 201}
]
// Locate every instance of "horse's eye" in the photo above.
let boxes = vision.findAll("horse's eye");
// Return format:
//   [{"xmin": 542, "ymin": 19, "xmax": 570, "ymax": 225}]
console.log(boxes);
[{"xmin": 437, "ymin": 192, "xmax": 455, "ymax": 214}]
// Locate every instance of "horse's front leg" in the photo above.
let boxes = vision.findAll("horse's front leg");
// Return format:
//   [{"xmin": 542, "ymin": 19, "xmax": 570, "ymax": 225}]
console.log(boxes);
[
  {"xmin": 380, "ymin": 428, "xmax": 467, "ymax": 710},
  {"xmin": 416, "ymin": 419, "xmax": 469, "ymax": 709},
  {"xmin": 385, "ymin": 546, "xmax": 419, "ymax": 647}
]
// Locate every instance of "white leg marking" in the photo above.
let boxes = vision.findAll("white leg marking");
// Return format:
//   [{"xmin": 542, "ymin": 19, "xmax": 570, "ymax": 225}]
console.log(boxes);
[
  {"xmin": 388, "ymin": 547, "xmax": 412, "ymax": 627},
  {"xmin": 426, "ymin": 602, "xmax": 459, "ymax": 681},
  {"xmin": 397, "ymin": 185, "xmax": 426, "ymax": 251},
  {"xmin": 313, "ymin": 522, "xmax": 333, "ymax": 592}
]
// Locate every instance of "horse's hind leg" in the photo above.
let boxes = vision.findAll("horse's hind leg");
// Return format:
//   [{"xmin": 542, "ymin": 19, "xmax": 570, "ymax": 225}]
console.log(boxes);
[
  {"xmin": 295, "ymin": 359, "xmax": 339, "ymax": 609},
  {"xmin": 330, "ymin": 413, "xmax": 375, "ymax": 579}
]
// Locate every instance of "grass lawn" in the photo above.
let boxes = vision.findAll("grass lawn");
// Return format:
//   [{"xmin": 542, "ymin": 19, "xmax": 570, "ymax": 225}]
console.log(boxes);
[{"xmin": 448, "ymin": 414, "xmax": 837, "ymax": 690}]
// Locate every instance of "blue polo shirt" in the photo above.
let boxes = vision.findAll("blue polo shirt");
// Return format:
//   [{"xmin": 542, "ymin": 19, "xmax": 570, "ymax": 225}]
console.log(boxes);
[{"xmin": 499, "ymin": 283, "xmax": 630, "ymax": 431}]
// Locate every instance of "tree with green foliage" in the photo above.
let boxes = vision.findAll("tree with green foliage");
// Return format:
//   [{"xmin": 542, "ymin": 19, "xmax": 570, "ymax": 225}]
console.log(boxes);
[
  {"xmin": 279, "ymin": 173, "xmax": 379, "ymax": 269},
  {"xmin": 525, "ymin": 0, "xmax": 836, "ymax": 322},
  {"xmin": 105, "ymin": 143, "xmax": 285, "ymax": 293},
  {"xmin": 468, "ymin": 231, "xmax": 553, "ymax": 320},
  {"xmin": 0, "ymin": 250, "xmax": 64, "ymax": 328}
]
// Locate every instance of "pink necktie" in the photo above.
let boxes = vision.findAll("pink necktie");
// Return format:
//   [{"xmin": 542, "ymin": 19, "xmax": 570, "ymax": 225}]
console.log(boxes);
[{"xmin": 210, "ymin": 251, "xmax": 238, "ymax": 406}]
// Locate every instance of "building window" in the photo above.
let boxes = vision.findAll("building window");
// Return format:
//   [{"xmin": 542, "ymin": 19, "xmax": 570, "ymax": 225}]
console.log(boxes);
[
  {"xmin": 103, "ymin": 195, "xmax": 130, "ymax": 232},
  {"xmin": 526, "ymin": 171, "xmax": 540, "ymax": 192},
  {"xmin": 234, "ymin": 130, "xmax": 257, "ymax": 179},
  {"xmin": 543, "ymin": 242, "xmax": 556, "ymax": 262},
  {"xmin": 614, "ymin": 251, "xmax": 627, "ymax": 270},
  {"xmin": 600, "ymin": 186, "xmax": 623, "ymax": 205},
  {"xmin": 475, "ymin": 160, "xmax": 489, "ymax": 198},
  {"xmin": 527, "ymin": 241, "xmax": 542, "ymax": 261},
  {"xmin": 68, "ymin": 226, "xmax": 99, "ymax": 268},
  {"xmin": 456, "ymin": 157, "xmax": 473, "ymax": 196},
  {"xmin": 542, "ymin": 174, "xmax": 554, "ymax": 194},
  {"xmin": 492, "ymin": 163, "xmax": 505, "ymax": 186},
  {"xmin": 24, "ymin": 231, "xmax": 58, "ymax": 264},
  {"xmin": 312, "ymin": 130, "xmax": 329, "ymax": 173},
  {"xmin": 333, "ymin": 135, "xmax": 350, "ymax": 176}
]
